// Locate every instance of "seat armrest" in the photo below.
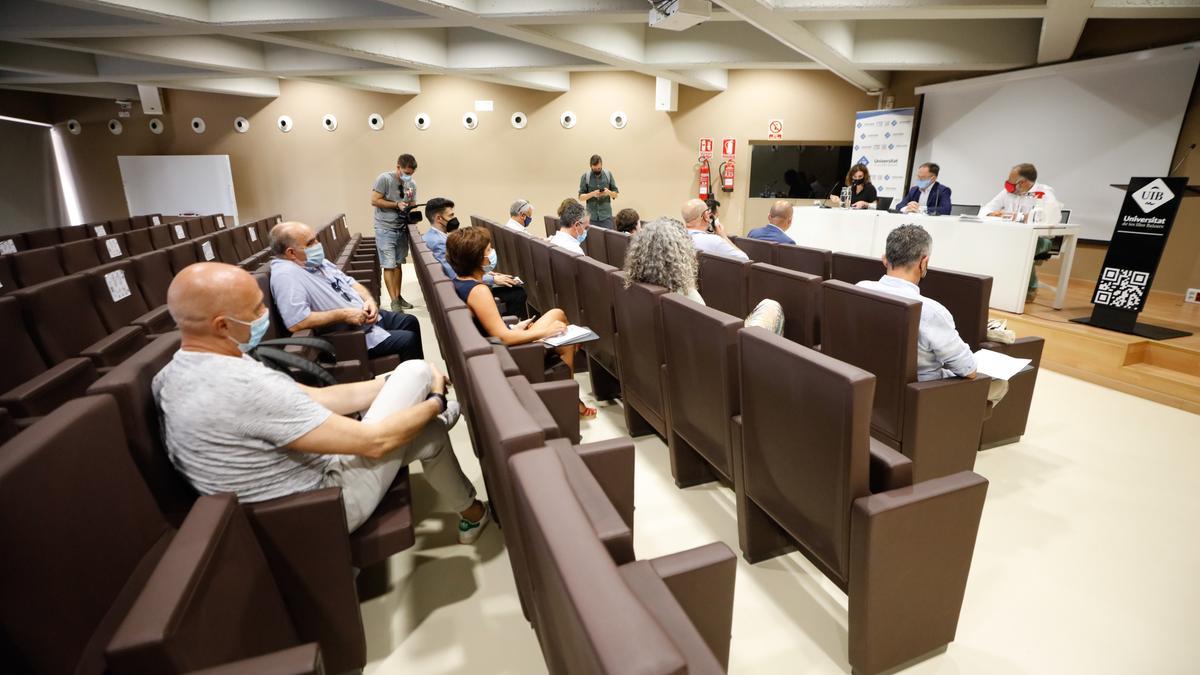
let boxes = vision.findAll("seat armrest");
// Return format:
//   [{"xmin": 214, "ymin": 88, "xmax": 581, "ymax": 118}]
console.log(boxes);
[
  {"xmin": 502, "ymin": 314, "xmax": 519, "ymax": 326},
  {"xmin": 571, "ymin": 438, "xmax": 635, "ymax": 530},
  {"xmin": 647, "ymin": 542, "xmax": 738, "ymax": 670},
  {"xmin": 82, "ymin": 325, "xmax": 147, "ymax": 368},
  {"xmin": 133, "ymin": 304, "xmax": 176, "ymax": 335},
  {"xmin": 318, "ymin": 329, "xmax": 370, "ymax": 364},
  {"xmin": 493, "ymin": 345, "xmax": 521, "ymax": 376},
  {"xmin": 183, "ymin": 644, "xmax": 323, "ymax": 675},
  {"xmin": 902, "ymin": 377, "xmax": 989, "ymax": 482},
  {"xmin": 530, "ymin": 379, "xmax": 581, "ymax": 444},
  {"xmin": 243, "ymin": 488, "xmax": 365, "ymax": 675},
  {"xmin": 506, "ymin": 343, "xmax": 548, "ymax": 382},
  {"xmin": 1, "ymin": 357, "xmax": 98, "ymax": 417},
  {"xmin": 868, "ymin": 438, "xmax": 913, "ymax": 493},
  {"xmin": 849, "ymin": 471, "xmax": 988, "ymax": 675},
  {"xmin": 979, "ymin": 336, "xmax": 1045, "ymax": 365}
]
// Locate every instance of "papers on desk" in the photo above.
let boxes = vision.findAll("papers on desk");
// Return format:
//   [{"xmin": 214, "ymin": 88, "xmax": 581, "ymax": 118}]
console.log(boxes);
[
  {"xmin": 958, "ymin": 214, "xmax": 983, "ymax": 223},
  {"xmin": 972, "ymin": 349, "xmax": 1031, "ymax": 381},
  {"xmin": 541, "ymin": 324, "xmax": 598, "ymax": 348}
]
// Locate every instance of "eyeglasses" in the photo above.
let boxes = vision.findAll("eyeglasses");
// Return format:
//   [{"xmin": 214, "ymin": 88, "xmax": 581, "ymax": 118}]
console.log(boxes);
[{"xmin": 330, "ymin": 277, "xmax": 354, "ymax": 303}]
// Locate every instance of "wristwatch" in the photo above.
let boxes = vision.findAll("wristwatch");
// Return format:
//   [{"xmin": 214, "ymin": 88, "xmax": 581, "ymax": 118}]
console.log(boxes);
[{"xmin": 427, "ymin": 391, "xmax": 447, "ymax": 414}]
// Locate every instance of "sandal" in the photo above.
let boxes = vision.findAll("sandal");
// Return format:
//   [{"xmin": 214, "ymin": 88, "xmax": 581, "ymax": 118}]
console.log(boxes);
[{"xmin": 579, "ymin": 401, "xmax": 598, "ymax": 419}]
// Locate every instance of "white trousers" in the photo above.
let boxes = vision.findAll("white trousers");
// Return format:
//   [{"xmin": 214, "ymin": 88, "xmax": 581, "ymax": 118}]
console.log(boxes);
[{"xmin": 323, "ymin": 360, "xmax": 476, "ymax": 531}]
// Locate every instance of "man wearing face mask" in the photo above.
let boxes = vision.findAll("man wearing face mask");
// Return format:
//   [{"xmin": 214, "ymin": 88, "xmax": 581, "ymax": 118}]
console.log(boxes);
[
  {"xmin": 895, "ymin": 162, "xmax": 952, "ymax": 216},
  {"xmin": 153, "ymin": 262, "xmax": 492, "ymax": 541},
  {"xmin": 578, "ymin": 154, "xmax": 619, "ymax": 230},
  {"xmin": 980, "ymin": 163, "xmax": 1058, "ymax": 301},
  {"xmin": 504, "ymin": 199, "xmax": 534, "ymax": 232},
  {"xmin": 269, "ymin": 221, "xmax": 423, "ymax": 362},
  {"xmin": 549, "ymin": 200, "xmax": 588, "ymax": 254},
  {"xmin": 371, "ymin": 153, "xmax": 419, "ymax": 312},
  {"xmin": 424, "ymin": 197, "xmax": 527, "ymax": 319},
  {"xmin": 857, "ymin": 225, "xmax": 1007, "ymax": 406},
  {"xmin": 682, "ymin": 197, "xmax": 749, "ymax": 261}
]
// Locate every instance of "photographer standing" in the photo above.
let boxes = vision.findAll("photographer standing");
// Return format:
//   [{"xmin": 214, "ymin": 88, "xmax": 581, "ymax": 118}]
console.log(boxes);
[
  {"xmin": 370, "ymin": 153, "xmax": 418, "ymax": 311},
  {"xmin": 578, "ymin": 154, "xmax": 619, "ymax": 230}
]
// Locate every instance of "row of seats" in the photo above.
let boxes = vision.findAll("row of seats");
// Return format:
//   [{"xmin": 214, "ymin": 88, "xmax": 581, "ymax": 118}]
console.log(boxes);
[
  {"xmin": 0, "ymin": 214, "xmax": 409, "ymax": 674},
  {"xmin": 0, "ymin": 213, "xmax": 164, "ymax": 254},
  {"xmin": 474, "ymin": 213, "xmax": 1039, "ymax": 673},
  {"xmin": 408, "ymin": 223, "xmax": 739, "ymax": 674},
  {"xmin": 0, "ymin": 216, "xmax": 285, "ymax": 427}
]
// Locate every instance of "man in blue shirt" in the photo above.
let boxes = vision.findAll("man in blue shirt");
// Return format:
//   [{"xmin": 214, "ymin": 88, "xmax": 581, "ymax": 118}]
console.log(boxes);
[
  {"xmin": 422, "ymin": 197, "xmax": 528, "ymax": 319},
  {"xmin": 270, "ymin": 222, "xmax": 422, "ymax": 362},
  {"xmin": 746, "ymin": 200, "xmax": 796, "ymax": 244},
  {"xmin": 895, "ymin": 162, "xmax": 952, "ymax": 216}
]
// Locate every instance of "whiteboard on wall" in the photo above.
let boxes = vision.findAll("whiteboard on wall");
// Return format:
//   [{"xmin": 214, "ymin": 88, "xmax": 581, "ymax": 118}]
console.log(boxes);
[
  {"xmin": 913, "ymin": 43, "xmax": 1199, "ymax": 242},
  {"xmin": 117, "ymin": 154, "xmax": 238, "ymax": 223}
]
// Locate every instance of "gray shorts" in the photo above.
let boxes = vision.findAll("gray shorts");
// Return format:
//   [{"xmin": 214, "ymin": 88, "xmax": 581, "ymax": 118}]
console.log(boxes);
[{"xmin": 374, "ymin": 223, "xmax": 409, "ymax": 268}]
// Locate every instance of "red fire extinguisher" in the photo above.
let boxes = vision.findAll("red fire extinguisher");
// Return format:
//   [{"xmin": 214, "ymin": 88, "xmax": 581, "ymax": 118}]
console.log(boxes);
[
  {"xmin": 698, "ymin": 158, "xmax": 711, "ymax": 200},
  {"xmin": 719, "ymin": 159, "xmax": 735, "ymax": 192}
]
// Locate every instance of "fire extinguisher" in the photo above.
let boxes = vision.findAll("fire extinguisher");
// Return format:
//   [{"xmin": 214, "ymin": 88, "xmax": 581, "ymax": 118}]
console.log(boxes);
[
  {"xmin": 698, "ymin": 158, "xmax": 711, "ymax": 200},
  {"xmin": 719, "ymin": 159, "xmax": 735, "ymax": 192}
]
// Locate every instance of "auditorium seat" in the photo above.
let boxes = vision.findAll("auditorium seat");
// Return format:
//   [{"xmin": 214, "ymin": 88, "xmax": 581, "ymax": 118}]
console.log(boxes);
[
  {"xmin": 510, "ymin": 445, "xmax": 735, "ymax": 674},
  {"xmin": 105, "ymin": 493, "xmax": 324, "ymax": 675},
  {"xmin": 23, "ymin": 227, "xmax": 61, "ymax": 249},
  {"xmin": 607, "ymin": 229, "xmax": 631, "ymax": 270},
  {"xmin": 108, "ymin": 217, "xmax": 132, "ymax": 234},
  {"xmin": 736, "ymin": 327, "xmax": 988, "ymax": 675},
  {"xmin": 148, "ymin": 222, "xmax": 184, "ymax": 249},
  {"xmin": 0, "ymin": 295, "xmax": 98, "ymax": 418},
  {"xmin": 661, "ymin": 294, "xmax": 742, "ymax": 488},
  {"xmin": 775, "ymin": 243, "xmax": 832, "ymax": 279},
  {"xmin": 747, "ymin": 262, "xmax": 822, "ymax": 347},
  {"xmin": 12, "ymin": 246, "xmax": 65, "ymax": 287},
  {"xmin": 124, "ymin": 227, "xmax": 154, "ymax": 256},
  {"xmin": 59, "ymin": 237, "xmax": 103, "ymax": 273},
  {"xmin": 0, "ymin": 254, "xmax": 17, "ymax": 294},
  {"xmin": 130, "ymin": 251, "xmax": 174, "ymax": 308},
  {"xmin": 0, "ymin": 231, "xmax": 27, "ymax": 253},
  {"xmin": 548, "ymin": 246, "xmax": 583, "ymax": 325},
  {"xmin": 513, "ymin": 232, "xmax": 539, "ymax": 312},
  {"xmin": 0, "ymin": 407, "xmax": 16, "ymax": 444},
  {"xmin": 697, "ymin": 252, "xmax": 751, "ymax": 319},
  {"xmin": 831, "ymin": 251, "xmax": 883, "ymax": 287},
  {"xmin": 164, "ymin": 241, "xmax": 198, "ymax": 275},
  {"xmin": 14, "ymin": 274, "xmax": 147, "ymax": 368},
  {"xmin": 84, "ymin": 261, "xmax": 176, "ymax": 336},
  {"xmin": 94, "ymin": 232, "xmax": 130, "ymax": 263},
  {"xmin": 59, "ymin": 224, "xmax": 89, "ymax": 243},
  {"xmin": 583, "ymin": 224, "xmax": 608, "ymax": 264},
  {"xmin": 576, "ymin": 256, "xmax": 621, "ymax": 400},
  {"xmin": 730, "ymin": 235, "xmax": 775, "ymax": 264},
  {"xmin": 86, "ymin": 220, "xmax": 111, "ymax": 237},
  {"xmin": 543, "ymin": 214, "xmax": 559, "ymax": 238},
  {"xmin": 529, "ymin": 239, "xmax": 557, "ymax": 316},
  {"xmin": 192, "ymin": 235, "xmax": 219, "ymax": 264},
  {"xmin": 610, "ymin": 272, "xmax": 669, "ymax": 437},
  {"xmin": 821, "ymin": 280, "xmax": 989, "ymax": 481},
  {"xmin": 183, "ymin": 217, "xmax": 206, "ymax": 240}
]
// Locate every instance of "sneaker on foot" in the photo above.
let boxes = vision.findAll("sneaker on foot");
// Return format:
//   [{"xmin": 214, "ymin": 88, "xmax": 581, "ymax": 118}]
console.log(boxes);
[
  {"xmin": 438, "ymin": 400, "xmax": 461, "ymax": 431},
  {"xmin": 389, "ymin": 298, "xmax": 405, "ymax": 313},
  {"xmin": 458, "ymin": 503, "xmax": 491, "ymax": 545},
  {"xmin": 397, "ymin": 296, "xmax": 414, "ymax": 310}
]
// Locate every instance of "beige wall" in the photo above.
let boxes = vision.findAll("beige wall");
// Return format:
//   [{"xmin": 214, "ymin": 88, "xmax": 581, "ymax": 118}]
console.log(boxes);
[{"xmin": 46, "ymin": 70, "xmax": 873, "ymax": 240}]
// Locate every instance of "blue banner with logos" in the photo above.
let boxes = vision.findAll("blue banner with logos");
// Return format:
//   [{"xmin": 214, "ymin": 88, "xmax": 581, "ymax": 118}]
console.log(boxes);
[{"xmin": 852, "ymin": 108, "xmax": 914, "ymax": 201}]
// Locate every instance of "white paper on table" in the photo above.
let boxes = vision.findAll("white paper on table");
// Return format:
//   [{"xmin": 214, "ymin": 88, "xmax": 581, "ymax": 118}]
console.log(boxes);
[
  {"xmin": 202, "ymin": 241, "xmax": 215, "ymax": 261},
  {"xmin": 105, "ymin": 270, "xmax": 131, "ymax": 302},
  {"xmin": 973, "ymin": 349, "xmax": 1031, "ymax": 381},
  {"xmin": 541, "ymin": 324, "xmax": 598, "ymax": 348},
  {"xmin": 0, "ymin": 238, "xmax": 15, "ymax": 255},
  {"xmin": 106, "ymin": 238, "xmax": 123, "ymax": 258},
  {"xmin": 174, "ymin": 224, "xmax": 187, "ymax": 240}
]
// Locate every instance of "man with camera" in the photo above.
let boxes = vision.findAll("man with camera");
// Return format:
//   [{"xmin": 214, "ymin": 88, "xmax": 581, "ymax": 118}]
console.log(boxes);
[
  {"xmin": 578, "ymin": 154, "xmax": 619, "ymax": 230},
  {"xmin": 370, "ymin": 153, "xmax": 418, "ymax": 311}
]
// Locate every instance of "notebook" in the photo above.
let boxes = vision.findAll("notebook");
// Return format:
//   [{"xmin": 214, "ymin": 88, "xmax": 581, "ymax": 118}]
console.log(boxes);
[
  {"xmin": 972, "ymin": 349, "xmax": 1031, "ymax": 381},
  {"xmin": 541, "ymin": 324, "xmax": 598, "ymax": 348}
]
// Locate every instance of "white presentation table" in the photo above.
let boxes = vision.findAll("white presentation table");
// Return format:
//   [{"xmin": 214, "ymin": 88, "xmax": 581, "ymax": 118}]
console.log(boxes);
[{"xmin": 788, "ymin": 206, "xmax": 1080, "ymax": 314}]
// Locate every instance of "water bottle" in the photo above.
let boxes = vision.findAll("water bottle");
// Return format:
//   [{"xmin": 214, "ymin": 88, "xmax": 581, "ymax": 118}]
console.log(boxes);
[{"xmin": 840, "ymin": 186, "xmax": 852, "ymax": 209}]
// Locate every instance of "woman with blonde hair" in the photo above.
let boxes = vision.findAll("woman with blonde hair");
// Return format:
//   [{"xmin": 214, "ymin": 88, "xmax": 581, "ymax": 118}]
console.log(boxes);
[{"xmin": 624, "ymin": 217, "xmax": 784, "ymax": 334}]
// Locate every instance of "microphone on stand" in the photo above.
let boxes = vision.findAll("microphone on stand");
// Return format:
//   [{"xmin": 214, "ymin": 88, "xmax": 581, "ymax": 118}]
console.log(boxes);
[{"xmin": 1170, "ymin": 143, "xmax": 1195, "ymax": 176}]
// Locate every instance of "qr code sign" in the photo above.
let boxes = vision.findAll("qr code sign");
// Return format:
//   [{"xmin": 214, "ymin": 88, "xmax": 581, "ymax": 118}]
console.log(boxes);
[{"xmin": 1095, "ymin": 267, "xmax": 1149, "ymax": 310}]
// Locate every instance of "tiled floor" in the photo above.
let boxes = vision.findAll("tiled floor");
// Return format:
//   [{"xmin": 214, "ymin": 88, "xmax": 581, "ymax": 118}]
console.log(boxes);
[{"xmin": 365, "ymin": 265, "xmax": 1200, "ymax": 675}]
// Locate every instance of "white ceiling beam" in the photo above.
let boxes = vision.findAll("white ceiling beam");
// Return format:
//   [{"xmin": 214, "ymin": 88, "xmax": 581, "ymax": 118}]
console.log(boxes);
[
  {"xmin": 1090, "ymin": 0, "xmax": 1200, "ymax": 18},
  {"xmin": 206, "ymin": 0, "xmax": 422, "ymax": 25},
  {"xmin": 56, "ymin": 0, "xmax": 211, "ymax": 23},
  {"xmin": 267, "ymin": 29, "xmax": 449, "ymax": 69},
  {"xmin": 0, "ymin": 81, "xmax": 141, "ymax": 99},
  {"xmin": 713, "ymin": 0, "xmax": 886, "ymax": 92},
  {"xmin": 472, "ymin": 69, "xmax": 571, "ymax": 92},
  {"xmin": 303, "ymin": 72, "xmax": 422, "ymax": 95},
  {"xmin": 1038, "ymin": 0, "xmax": 1092, "ymax": 63},
  {"xmin": 261, "ymin": 43, "xmax": 391, "ymax": 74},
  {"xmin": 0, "ymin": 41, "xmax": 99, "ymax": 77},
  {"xmin": 148, "ymin": 75, "xmax": 280, "ymax": 97},
  {"xmin": 49, "ymin": 35, "xmax": 268, "ymax": 72},
  {"xmin": 853, "ymin": 19, "xmax": 1041, "ymax": 70},
  {"xmin": 447, "ymin": 27, "xmax": 595, "ymax": 69},
  {"xmin": 644, "ymin": 21, "xmax": 808, "ymax": 66},
  {"xmin": 770, "ymin": 0, "xmax": 1046, "ymax": 21}
]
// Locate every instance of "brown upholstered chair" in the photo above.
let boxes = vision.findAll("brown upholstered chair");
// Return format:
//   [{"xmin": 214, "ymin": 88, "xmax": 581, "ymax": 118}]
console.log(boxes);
[
  {"xmin": 183, "ymin": 217, "xmax": 206, "ymax": 240},
  {"xmin": 511, "ymin": 445, "xmax": 735, "ymax": 674},
  {"xmin": 543, "ymin": 214, "xmax": 560, "ymax": 238},
  {"xmin": 105, "ymin": 493, "xmax": 324, "ymax": 675},
  {"xmin": 0, "ymin": 295, "xmax": 98, "ymax": 418},
  {"xmin": 513, "ymin": 231, "xmax": 540, "ymax": 312},
  {"xmin": 747, "ymin": 262, "xmax": 821, "ymax": 347},
  {"xmin": 124, "ymin": 227, "xmax": 155, "ymax": 256},
  {"xmin": 0, "ymin": 232, "xmax": 26, "ymax": 253},
  {"xmin": 86, "ymin": 220, "xmax": 112, "ymax": 237},
  {"xmin": 548, "ymin": 245, "xmax": 583, "ymax": 325},
  {"xmin": 192, "ymin": 235, "xmax": 220, "ymax": 264},
  {"xmin": 59, "ymin": 237, "xmax": 103, "ymax": 273},
  {"xmin": 697, "ymin": 252, "xmax": 751, "ymax": 319},
  {"xmin": 83, "ymin": 261, "xmax": 175, "ymax": 336},
  {"xmin": 736, "ymin": 327, "xmax": 988, "ymax": 675},
  {"xmin": 94, "ymin": 233, "xmax": 131, "ymax": 263},
  {"xmin": 0, "ymin": 407, "xmax": 16, "ymax": 443},
  {"xmin": 661, "ymin": 294, "xmax": 742, "ymax": 488},
  {"xmin": 775, "ymin": 242, "xmax": 832, "ymax": 278},
  {"xmin": 210, "ymin": 230, "xmax": 241, "ymax": 264},
  {"xmin": 606, "ymin": 229, "xmax": 630, "ymax": 270},
  {"xmin": 129, "ymin": 250, "xmax": 174, "ymax": 308},
  {"xmin": 108, "ymin": 217, "xmax": 133, "ymax": 234},
  {"xmin": 821, "ymin": 280, "xmax": 989, "ymax": 482},
  {"xmin": 0, "ymin": 254, "xmax": 18, "ymax": 294},
  {"xmin": 164, "ymin": 241, "xmax": 198, "ymax": 275},
  {"xmin": 610, "ymin": 271, "xmax": 669, "ymax": 437},
  {"xmin": 730, "ymin": 235, "xmax": 775, "ymax": 264},
  {"xmin": 59, "ymin": 224, "xmax": 90, "ymax": 242},
  {"xmin": 147, "ymin": 221, "xmax": 188, "ymax": 249},
  {"xmin": 14, "ymin": 274, "xmax": 147, "ymax": 369},
  {"xmin": 24, "ymin": 227, "xmax": 61, "ymax": 249},
  {"xmin": 584, "ymin": 224, "xmax": 608, "ymax": 264},
  {"xmin": 529, "ymin": 238, "xmax": 557, "ymax": 316},
  {"xmin": 576, "ymin": 256, "xmax": 621, "ymax": 401},
  {"xmin": 12, "ymin": 246, "xmax": 65, "ymax": 287}
]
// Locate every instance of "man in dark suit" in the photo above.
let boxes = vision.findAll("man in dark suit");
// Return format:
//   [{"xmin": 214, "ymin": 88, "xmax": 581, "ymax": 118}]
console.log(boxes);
[
  {"xmin": 895, "ymin": 162, "xmax": 952, "ymax": 216},
  {"xmin": 746, "ymin": 200, "xmax": 796, "ymax": 244}
]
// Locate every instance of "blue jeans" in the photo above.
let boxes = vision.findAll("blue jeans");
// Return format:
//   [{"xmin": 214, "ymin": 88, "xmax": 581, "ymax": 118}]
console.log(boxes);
[
  {"xmin": 366, "ymin": 310, "xmax": 423, "ymax": 362},
  {"xmin": 374, "ymin": 223, "xmax": 408, "ymax": 269}
]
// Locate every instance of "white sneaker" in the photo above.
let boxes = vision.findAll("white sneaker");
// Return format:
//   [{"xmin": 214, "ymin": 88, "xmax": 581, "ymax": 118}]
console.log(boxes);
[
  {"xmin": 438, "ymin": 400, "xmax": 461, "ymax": 430},
  {"xmin": 458, "ymin": 502, "xmax": 491, "ymax": 545}
]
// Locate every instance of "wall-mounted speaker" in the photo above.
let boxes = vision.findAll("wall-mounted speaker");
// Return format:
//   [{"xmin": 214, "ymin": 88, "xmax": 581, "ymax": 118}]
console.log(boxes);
[
  {"xmin": 148, "ymin": 118, "xmax": 164, "ymax": 134},
  {"xmin": 511, "ymin": 112, "xmax": 527, "ymax": 129},
  {"xmin": 368, "ymin": 113, "xmax": 384, "ymax": 130},
  {"xmin": 190, "ymin": 117, "xmax": 206, "ymax": 134},
  {"xmin": 107, "ymin": 119, "xmax": 123, "ymax": 135},
  {"xmin": 321, "ymin": 114, "xmax": 337, "ymax": 131},
  {"xmin": 277, "ymin": 115, "xmax": 293, "ymax": 132},
  {"xmin": 414, "ymin": 113, "xmax": 430, "ymax": 130},
  {"xmin": 560, "ymin": 111, "xmax": 576, "ymax": 129},
  {"xmin": 462, "ymin": 112, "xmax": 478, "ymax": 130},
  {"xmin": 234, "ymin": 116, "xmax": 250, "ymax": 133}
]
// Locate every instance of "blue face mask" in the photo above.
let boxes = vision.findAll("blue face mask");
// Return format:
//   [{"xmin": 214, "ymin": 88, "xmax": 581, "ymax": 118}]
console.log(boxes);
[
  {"xmin": 483, "ymin": 248, "xmax": 497, "ymax": 274},
  {"xmin": 915, "ymin": 178, "xmax": 933, "ymax": 189},
  {"xmin": 226, "ymin": 311, "xmax": 270, "ymax": 352},
  {"xmin": 576, "ymin": 229, "xmax": 588, "ymax": 245},
  {"xmin": 523, "ymin": 214, "xmax": 532, "ymax": 227},
  {"xmin": 303, "ymin": 243, "xmax": 325, "ymax": 268}
]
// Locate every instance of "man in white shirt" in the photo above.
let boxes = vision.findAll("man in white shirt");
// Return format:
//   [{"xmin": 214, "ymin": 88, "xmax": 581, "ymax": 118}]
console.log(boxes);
[
  {"xmin": 980, "ymin": 163, "xmax": 1057, "ymax": 218},
  {"xmin": 505, "ymin": 199, "xmax": 533, "ymax": 232},
  {"xmin": 548, "ymin": 200, "xmax": 587, "ymax": 254},
  {"xmin": 681, "ymin": 198, "xmax": 749, "ymax": 261},
  {"xmin": 856, "ymin": 224, "xmax": 1006, "ymax": 405}
]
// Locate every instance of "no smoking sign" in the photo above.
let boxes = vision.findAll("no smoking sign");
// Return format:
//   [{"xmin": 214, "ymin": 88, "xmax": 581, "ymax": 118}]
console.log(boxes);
[{"xmin": 768, "ymin": 119, "xmax": 783, "ymax": 140}]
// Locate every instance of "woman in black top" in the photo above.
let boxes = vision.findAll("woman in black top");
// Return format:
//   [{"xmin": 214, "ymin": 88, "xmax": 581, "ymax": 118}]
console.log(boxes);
[
  {"xmin": 447, "ymin": 227, "xmax": 596, "ymax": 418},
  {"xmin": 829, "ymin": 163, "xmax": 878, "ymax": 209}
]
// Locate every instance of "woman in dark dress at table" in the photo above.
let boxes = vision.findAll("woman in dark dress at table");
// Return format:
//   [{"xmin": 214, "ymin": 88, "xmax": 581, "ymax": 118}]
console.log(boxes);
[{"xmin": 829, "ymin": 163, "xmax": 878, "ymax": 209}]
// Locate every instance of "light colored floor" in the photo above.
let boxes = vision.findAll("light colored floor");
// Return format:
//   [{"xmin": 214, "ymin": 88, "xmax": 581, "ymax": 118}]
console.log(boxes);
[{"xmin": 366, "ymin": 264, "xmax": 1200, "ymax": 675}]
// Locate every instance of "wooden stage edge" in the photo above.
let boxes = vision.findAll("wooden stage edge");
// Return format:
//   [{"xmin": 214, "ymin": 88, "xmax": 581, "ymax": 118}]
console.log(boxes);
[{"xmin": 992, "ymin": 277, "xmax": 1200, "ymax": 416}]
